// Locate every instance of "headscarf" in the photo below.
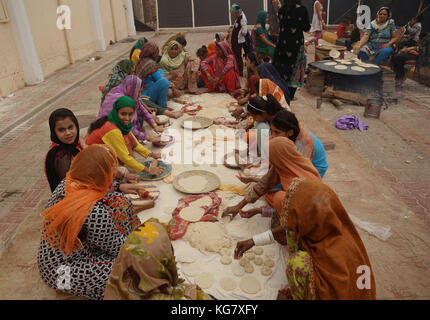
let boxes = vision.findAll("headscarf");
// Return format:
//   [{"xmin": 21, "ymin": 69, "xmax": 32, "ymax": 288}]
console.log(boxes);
[
  {"xmin": 101, "ymin": 60, "xmax": 134, "ymax": 103},
  {"xmin": 259, "ymin": 78, "xmax": 291, "ymax": 110},
  {"xmin": 279, "ymin": 178, "xmax": 376, "ymax": 299},
  {"xmin": 159, "ymin": 40, "xmax": 186, "ymax": 72},
  {"xmin": 108, "ymin": 96, "xmax": 136, "ymax": 135},
  {"xmin": 98, "ymin": 75, "xmax": 152, "ymax": 142},
  {"xmin": 104, "ymin": 218, "xmax": 212, "ymax": 300},
  {"xmin": 371, "ymin": 7, "xmax": 393, "ymax": 31},
  {"xmin": 45, "ymin": 108, "xmax": 83, "ymax": 192},
  {"xmin": 41, "ymin": 144, "xmax": 118, "ymax": 256},
  {"xmin": 256, "ymin": 10, "xmax": 268, "ymax": 31},
  {"xmin": 134, "ymin": 37, "xmax": 148, "ymax": 50},
  {"xmin": 161, "ymin": 32, "xmax": 186, "ymax": 53},
  {"xmin": 257, "ymin": 63, "xmax": 291, "ymax": 104},
  {"xmin": 231, "ymin": 3, "xmax": 242, "ymax": 15},
  {"xmin": 216, "ymin": 32, "xmax": 226, "ymax": 41},
  {"xmin": 268, "ymin": 136, "xmax": 321, "ymax": 188},
  {"xmin": 134, "ymin": 41, "xmax": 160, "ymax": 84},
  {"xmin": 207, "ymin": 42, "xmax": 217, "ymax": 56}
]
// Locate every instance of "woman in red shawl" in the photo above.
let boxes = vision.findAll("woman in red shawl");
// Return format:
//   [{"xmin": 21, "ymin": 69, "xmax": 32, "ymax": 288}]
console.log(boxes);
[{"xmin": 214, "ymin": 41, "xmax": 241, "ymax": 94}]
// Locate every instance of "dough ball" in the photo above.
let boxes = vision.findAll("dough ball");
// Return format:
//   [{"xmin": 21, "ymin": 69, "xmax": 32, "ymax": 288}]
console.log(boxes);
[
  {"xmin": 220, "ymin": 248, "xmax": 231, "ymax": 257},
  {"xmin": 254, "ymin": 247, "xmax": 264, "ymax": 255},
  {"xmin": 261, "ymin": 267, "xmax": 272, "ymax": 276},
  {"xmin": 245, "ymin": 265, "xmax": 254, "ymax": 273},
  {"xmin": 239, "ymin": 276, "xmax": 261, "ymax": 294},
  {"xmin": 220, "ymin": 216, "xmax": 231, "ymax": 223},
  {"xmin": 254, "ymin": 257, "xmax": 263, "ymax": 266},
  {"xmin": 219, "ymin": 277, "xmax": 237, "ymax": 291},
  {"xmin": 243, "ymin": 169, "xmax": 251, "ymax": 176},
  {"xmin": 231, "ymin": 264, "xmax": 245, "ymax": 277},
  {"xmin": 239, "ymin": 258, "xmax": 249, "ymax": 267},
  {"xmin": 264, "ymin": 259, "xmax": 275, "ymax": 268},
  {"xmin": 195, "ymin": 272, "xmax": 215, "ymax": 289},
  {"xmin": 245, "ymin": 252, "xmax": 255, "ymax": 261},
  {"xmin": 220, "ymin": 256, "xmax": 232, "ymax": 265}
]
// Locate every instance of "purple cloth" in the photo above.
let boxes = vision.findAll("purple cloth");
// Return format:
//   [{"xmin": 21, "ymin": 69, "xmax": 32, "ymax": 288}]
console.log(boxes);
[
  {"xmin": 97, "ymin": 75, "xmax": 155, "ymax": 141},
  {"xmin": 335, "ymin": 115, "xmax": 368, "ymax": 131}
]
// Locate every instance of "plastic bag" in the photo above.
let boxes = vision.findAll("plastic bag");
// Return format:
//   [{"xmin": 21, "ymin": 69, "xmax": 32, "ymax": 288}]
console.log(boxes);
[{"xmin": 349, "ymin": 214, "xmax": 392, "ymax": 241}]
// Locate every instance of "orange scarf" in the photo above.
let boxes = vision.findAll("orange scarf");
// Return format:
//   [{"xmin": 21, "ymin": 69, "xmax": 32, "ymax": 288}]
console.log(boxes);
[
  {"xmin": 268, "ymin": 136, "xmax": 321, "ymax": 188},
  {"xmin": 41, "ymin": 144, "xmax": 118, "ymax": 256},
  {"xmin": 280, "ymin": 178, "xmax": 376, "ymax": 299}
]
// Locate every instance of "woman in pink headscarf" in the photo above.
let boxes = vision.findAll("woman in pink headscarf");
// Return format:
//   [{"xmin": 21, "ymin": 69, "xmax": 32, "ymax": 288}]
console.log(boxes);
[
  {"xmin": 214, "ymin": 41, "xmax": 241, "ymax": 94},
  {"xmin": 97, "ymin": 75, "xmax": 164, "ymax": 143}
]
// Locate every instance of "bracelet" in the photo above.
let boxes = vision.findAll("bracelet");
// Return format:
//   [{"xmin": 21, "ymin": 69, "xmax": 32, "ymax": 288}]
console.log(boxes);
[{"xmin": 252, "ymin": 230, "xmax": 274, "ymax": 246}]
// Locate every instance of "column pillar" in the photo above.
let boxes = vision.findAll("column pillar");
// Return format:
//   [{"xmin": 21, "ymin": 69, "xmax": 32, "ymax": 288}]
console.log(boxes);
[
  {"xmin": 88, "ymin": 0, "xmax": 106, "ymax": 51},
  {"xmin": 125, "ymin": 0, "xmax": 136, "ymax": 36}
]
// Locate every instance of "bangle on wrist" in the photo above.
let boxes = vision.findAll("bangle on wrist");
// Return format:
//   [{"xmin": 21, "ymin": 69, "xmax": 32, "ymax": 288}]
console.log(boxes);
[{"xmin": 252, "ymin": 230, "xmax": 275, "ymax": 246}]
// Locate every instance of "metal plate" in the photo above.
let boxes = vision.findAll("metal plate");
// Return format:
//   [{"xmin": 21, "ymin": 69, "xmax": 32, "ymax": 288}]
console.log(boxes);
[
  {"xmin": 180, "ymin": 116, "xmax": 213, "ymax": 130},
  {"xmin": 173, "ymin": 170, "xmax": 221, "ymax": 194},
  {"xmin": 309, "ymin": 60, "xmax": 381, "ymax": 76},
  {"xmin": 137, "ymin": 160, "xmax": 172, "ymax": 181}
]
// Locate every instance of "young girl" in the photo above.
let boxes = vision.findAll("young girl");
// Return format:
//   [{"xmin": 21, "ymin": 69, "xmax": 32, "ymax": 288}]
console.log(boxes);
[
  {"xmin": 86, "ymin": 96, "xmax": 163, "ymax": 175},
  {"xmin": 233, "ymin": 52, "xmax": 260, "ymax": 106},
  {"xmin": 244, "ymin": 95, "xmax": 284, "ymax": 157},
  {"xmin": 45, "ymin": 108, "xmax": 83, "ymax": 192},
  {"xmin": 197, "ymin": 45, "xmax": 224, "ymax": 93}
]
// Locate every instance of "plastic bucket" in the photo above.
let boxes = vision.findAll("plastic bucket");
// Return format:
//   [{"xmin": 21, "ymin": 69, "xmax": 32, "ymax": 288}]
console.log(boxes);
[{"xmin": 364, "ymin": 97, "xmax": 383, "ymax": 119}]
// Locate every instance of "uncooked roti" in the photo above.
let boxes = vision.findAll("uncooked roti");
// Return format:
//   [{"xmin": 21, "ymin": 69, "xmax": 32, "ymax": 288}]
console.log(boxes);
[
  {"xmin": 232, "ymin": 264, "xmax": 245, "ymax": 276},
  {"xmin": 195, "ymin": 272, "xmax": 215, "ymax": 289},
  {"xmin": 179, "ymin": 206, "xmax": 205, "ymax": 222},
  {"xmin": 220, "ymin": 248, "xmax": 231, "ymax": 257},
  {"xmin": 239, "ymin": 258, "xmax": 249, "ymax": 267},
  {"xmin": 351, "ymin": 66, "xmax": 365, "ymax": 72},
  {"xmin": 178, "ymin": 175, "xmax": 208, "ymax": 193},
  {"xmin": 254, "ymin": 257, "xmax": 263, "ymax": 266},
  {"xmin": 334, "ymin": 65, "xmax": 348, "ymax": 70},
  {"xmin": 254, "ymin": 247, "xmax": 264, "ymax": 255},
  {"xmin": 189, "ymin": 195, "xmax": 212, "ymax": 208},
  {"xmin": 239, "ymin": 276, "xmax": 261, "ymax": 294},
  {"xmin": 324, "ymin": 61, "xmax": 337, "ymax": 66},
  {"xmin": 220, "ymin": 256, "xmax": 232, "ymax": 265},
  {"xmin": 157, "ymin": 115, "xmax": 169, "ymax": 125},
  {"xmin": 261, "ymin": 267, "xmax": 272, "ymax": 276},
  {"xmin": 180, "ymin": 264, "xmax": 200, "ymax": 277},
  {"xmin": 219, "ymin": 277, "xmax": 237, "ymax": 291}
]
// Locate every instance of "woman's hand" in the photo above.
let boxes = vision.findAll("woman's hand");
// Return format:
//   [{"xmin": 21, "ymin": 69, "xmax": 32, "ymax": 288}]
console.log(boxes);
[
  {"xmin": 381, "ymin": 43, "xmax": 391, "ymax": 49},
  {"xmin": 239, "ymin": 208, "xmax": 262, "ymax": 218},
  {"xmin": 150, "ymin": 152, "xmax": 161, "ymax": 159},
  {"xmin": 148, "ymin": 166, "xmax": 164, "ymax": 176},
  {"xmin": 154, "ymin": 126, "xmax": 164, "ymax": 133},
  {"xmin": 119, "ymin": 183, "xmax": 146, "ymax": 195},
  {"xmin": 234, "ymin": 239, "xmax": 255, "ymax": 259},
  {"xmin": 236, "ymin": 173, "xmax": 258, "ymax": 184},
  {"xmin": 231, "ymin": 106, "xmax": 244, "ymax": 118},
  {"xmin": 222, "ymin": 205, "xmax": 241, "ymax": 219},
  {"xmin": 125, "ymin": 173, "xmax": 141, "ymax": 182}
]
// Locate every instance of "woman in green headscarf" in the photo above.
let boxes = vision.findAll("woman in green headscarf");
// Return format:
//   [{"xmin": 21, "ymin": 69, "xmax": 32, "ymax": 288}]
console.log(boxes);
[
  {"xmin": 86, "ymin": 96, "xmax": 163, "ymax": 175},
  {"xmin": 104, "ymin": 218, "xmax": 213, "ymax": 300},
  {"xmin": 159, "ymin": 40, "xmax": 200, "ymax": 96},
  {"xmin": 252, "ymin": 10, "xmax": 277, "ymax": 62}
]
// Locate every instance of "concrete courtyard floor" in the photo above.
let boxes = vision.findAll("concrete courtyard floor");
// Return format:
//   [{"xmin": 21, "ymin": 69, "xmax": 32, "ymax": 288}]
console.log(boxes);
[{"xmin": 0, "ymin": 31, "xmax": 429, "ymax": 299}]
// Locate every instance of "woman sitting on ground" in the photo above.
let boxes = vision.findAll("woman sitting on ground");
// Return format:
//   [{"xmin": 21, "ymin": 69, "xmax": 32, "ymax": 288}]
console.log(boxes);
[
  {"xmin": 196, "ymin": 45, "xmax": 224, "ymax": 93},
  {"xmin": 134, "ymin": 41, "xmax": 183, "ymax": 119},
  {"xmin": 355, "ymin": 7, "xmax": 399, "ymax": 65},
  {"xmin": 38, "ymin": 144, "xmax": 147, "ymax": 300},
  {"xmin": 159, "ymin": 40, "xmax": 200, "ymax": 96},
  {"xmin": 213, "ymin": 41, "xmax": 241, "ymax": 94},
  {"xmin": 252, "ymin": 10, "xmax": 276, "ymax": 62},
  {"xmin": 257, "ymin": 62, "xmax": 291, "ymax": 105},
  {"xmin": 233, "ymin": 178, "xmax": 376, "ymax": 300},
  {"xmin": 233, "ymin": 52, "xmax": 261, "ymax": 105},
  {"xmin": 87, "ymin": 96, "xmax": 164, "ymax": 175},
  {"xmin": 45, "ymin": 108, "xmax": 83, "ymax": 192},
  {"xmin": 104, "ymin": 218, "xmax": 213, "ymax": 300},
  {"xmin": 97, "ymin": 75, "xmax": 164, "ymax": 144},
  {"xmin": 100, "ymin": 60, "xmax": 134, "ymax": 104}
]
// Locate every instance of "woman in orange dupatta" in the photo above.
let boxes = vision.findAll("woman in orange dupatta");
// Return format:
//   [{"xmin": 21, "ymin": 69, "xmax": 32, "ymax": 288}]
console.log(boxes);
[
  {"xmin": 223, "ymin": 136, "xmax": 321, "ymax": 218},
  {"xmin": 258, "ymin": 78, "xmax": 290, "ymax": 110},
  {"xmin": 37, "ymin": 144, "xmax": 141, "ymax": 300},
  {"xmin": 233, "ymin": 178, "xmax": 376, "ymax": 300}
]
